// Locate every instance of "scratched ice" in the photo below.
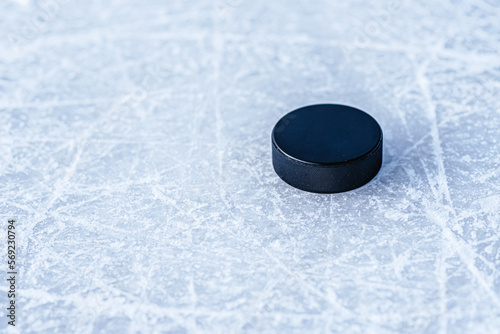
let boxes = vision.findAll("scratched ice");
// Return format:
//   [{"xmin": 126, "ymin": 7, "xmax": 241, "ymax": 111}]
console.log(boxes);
[{"xmin": 0, "ymin": 0, "xmax": 499, "ymax": 333}]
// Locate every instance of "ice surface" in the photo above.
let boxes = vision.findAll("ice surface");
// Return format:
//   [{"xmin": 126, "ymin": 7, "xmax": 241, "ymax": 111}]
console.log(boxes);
[{"xmin": 0, "ymin": 0, "xmax": 499, "ymax": 333}]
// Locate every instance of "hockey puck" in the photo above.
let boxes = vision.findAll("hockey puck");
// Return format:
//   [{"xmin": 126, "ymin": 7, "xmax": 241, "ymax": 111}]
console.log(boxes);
[{"xmin": 271, "ymin": 104, "xmax": 383, "ymax": 193}]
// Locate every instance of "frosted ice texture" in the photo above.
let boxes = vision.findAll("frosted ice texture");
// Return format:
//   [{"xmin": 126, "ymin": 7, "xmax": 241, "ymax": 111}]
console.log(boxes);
[{"xmin": 0, "ymin": 0, "xmax": 499, "ymax": 333}]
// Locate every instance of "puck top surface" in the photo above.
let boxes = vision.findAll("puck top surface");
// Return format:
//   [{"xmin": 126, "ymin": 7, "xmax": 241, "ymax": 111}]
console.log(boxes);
[{"xmin": 272, "ymin": 104, "xmax": 382, "ymax": 165}]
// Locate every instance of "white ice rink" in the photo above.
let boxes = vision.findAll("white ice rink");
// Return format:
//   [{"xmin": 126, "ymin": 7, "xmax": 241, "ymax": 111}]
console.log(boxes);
[{"xmin": 0, "ymin": 0, "xmax": 499, "ymax": 333}]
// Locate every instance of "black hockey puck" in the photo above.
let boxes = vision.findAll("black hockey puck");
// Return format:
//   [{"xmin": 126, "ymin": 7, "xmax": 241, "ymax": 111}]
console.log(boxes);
[{"xmin": 271, "ymin": 104, "xmax": 383, "ymax": 193}]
